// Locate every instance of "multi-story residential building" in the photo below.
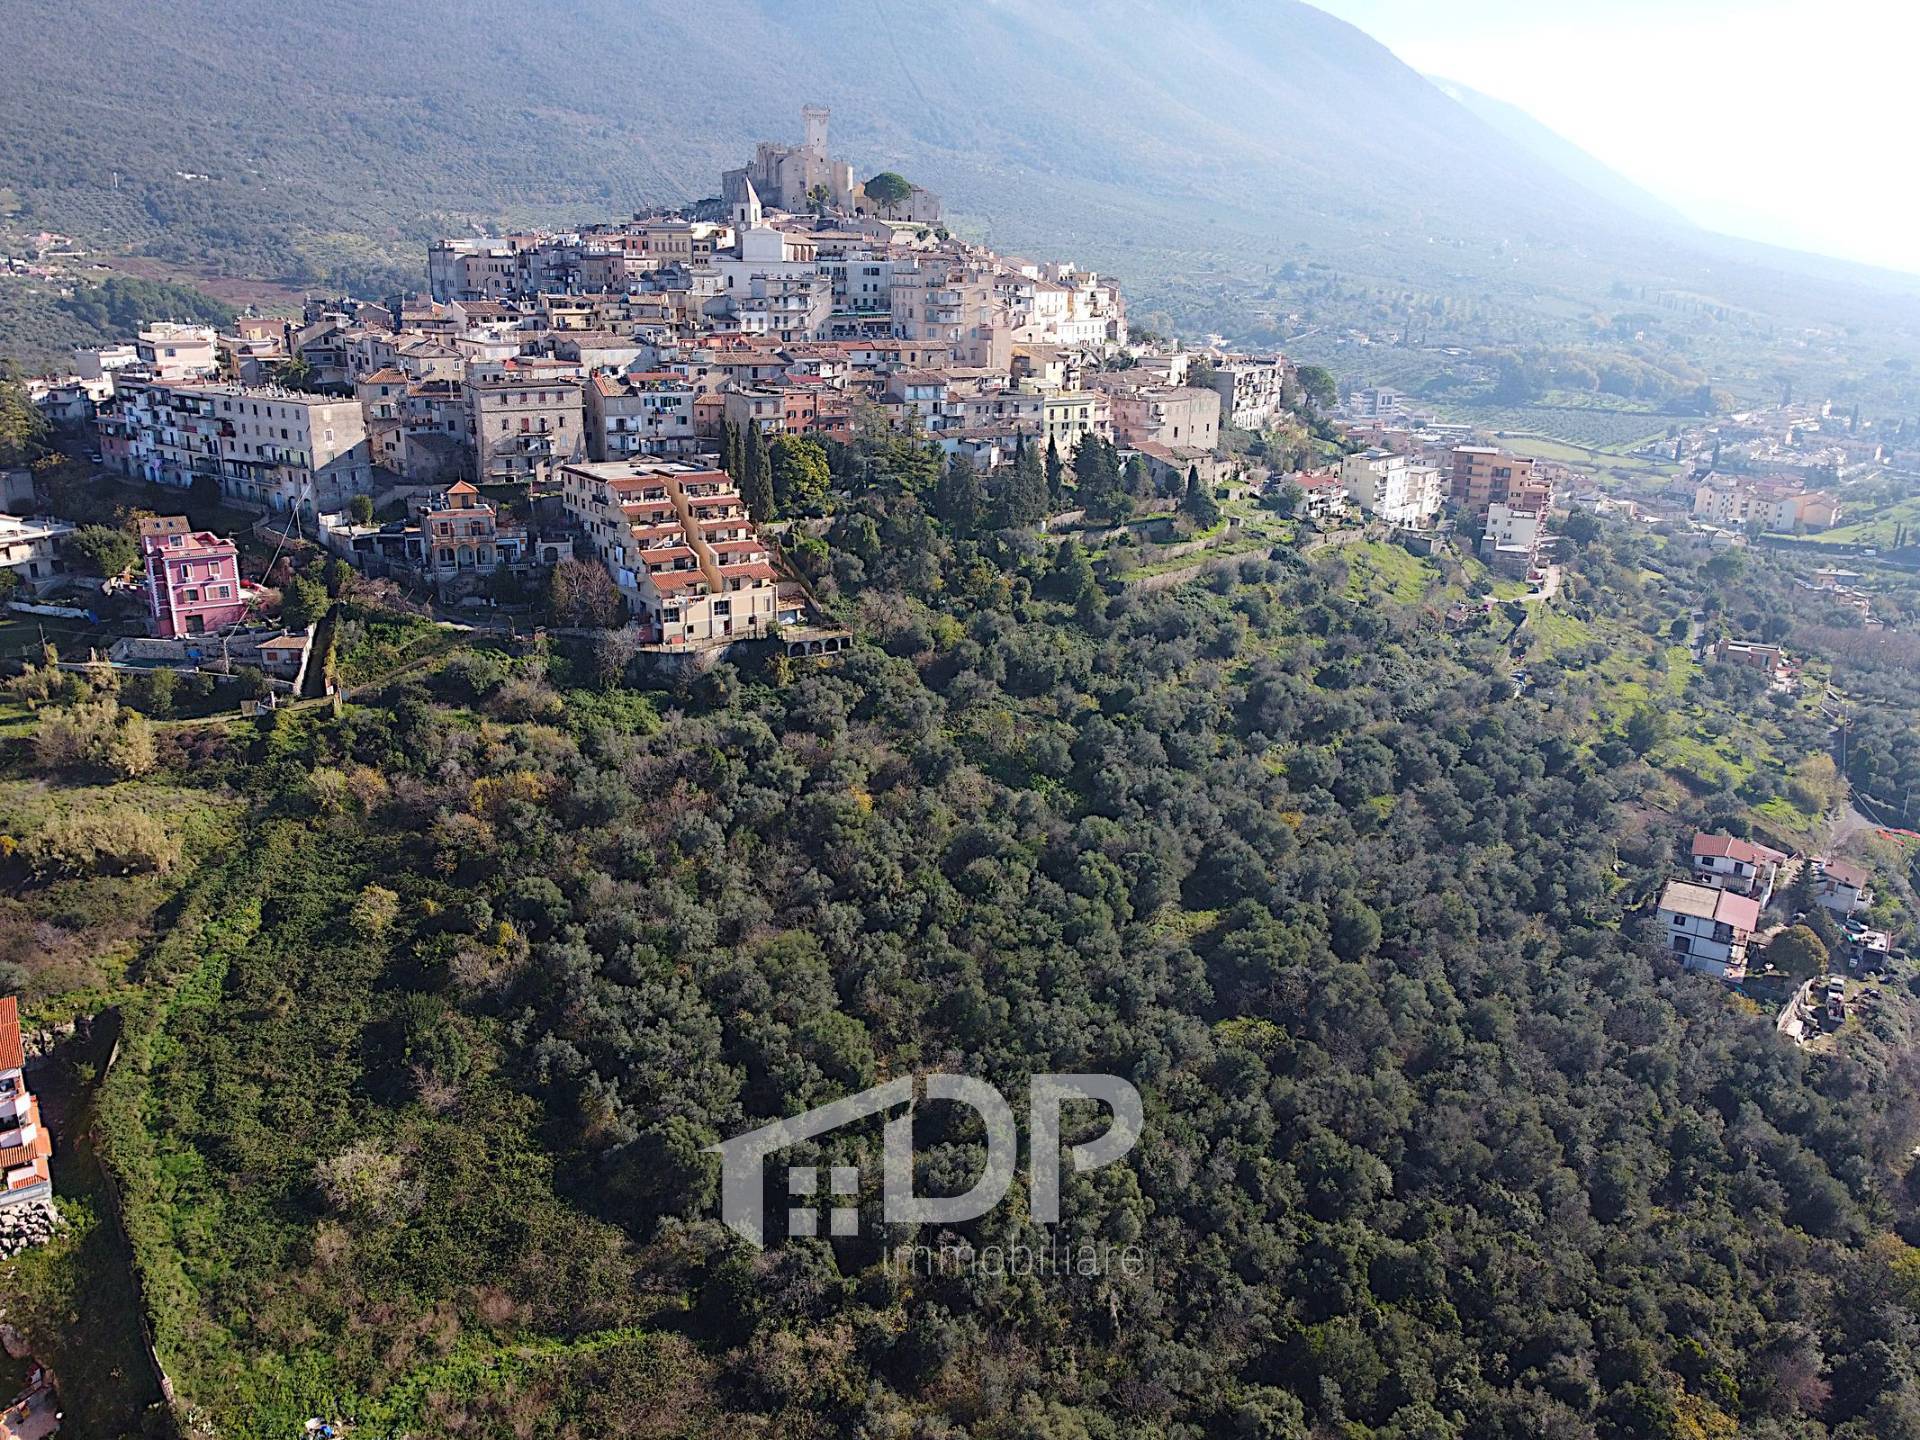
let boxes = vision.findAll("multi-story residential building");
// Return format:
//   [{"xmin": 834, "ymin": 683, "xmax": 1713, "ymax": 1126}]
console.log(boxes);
[
  {"xmin": 723, "ymin": 388, "xmax": 789, "ymax": 437},
  {"xmin": 73, "ymin": 342, "xmax": 140, "ymax": 380},
  {"xmin": 1109, "ymin": 385, "xmax": 1220, "ymax": 452},
  {"xmin": 140, "ymin": 515, "xmax": 248, "ymax": 637},
  {"xmin": 1449, "ymin": 446, "xmax": 1547, "ymax": 520},
  {"xmin": 103, "ymin": 380, "xmax": 374, "ymax": 517},
  {"xmin": 956, "ymin": 386, "xmax": 1047, "ymax": 436},
  {"xmin": 1341, "ymin": 448, "xmax": 1446, "ymax": 528},
  {"xmin": 560, "ymin": 459, "xmax": 780, "ymax": 645},
  {"xmin": 358, "ymin": 367, "xmax": 411, "ymax": 473},
  {"xmin": 1202, "ymin": 356, "xmax": 1291, "ymax": 431},
  {"xmin": 1481, "ymin": 502, "xmax": 1551, "ymax": 577},
  {"xmin": 0, "ymin": 514, "xmax": 75, "ymax": 593},
  {"xmin": 731, "ymin": 272, "xmax": 834, "ymax": 343},
  {"xmin": 1692, "ymin": 475, "xmax": 1842, "ymax": 532},
  {"xmin": 587, "ymin": 372, "xmax": 700, "ymax": 459},
  {"xmin": 1041, "ymin": 389, "xmax": 1113, "ymax": 451},
  {"xmin": 419, "ymin": 481, "xmax": 525, "ymax": 596},
  {"xmin": 134, "ymin": 323, "xmax": 219, "ymax": 380},
  {"xmin": 1691, "ymin": 832, "xmax": 1788, "ymax": 903},
  {"xmin": 0, "ymin": 995, "xmax": 52, "ymax": 1211},
  {"xmin": 1656, "ymin": 879, "xmax": 1761, "ymax": 981},
  {"xmin": 468, "ymin": 367, "xmax": 585, "ymax": 488}
]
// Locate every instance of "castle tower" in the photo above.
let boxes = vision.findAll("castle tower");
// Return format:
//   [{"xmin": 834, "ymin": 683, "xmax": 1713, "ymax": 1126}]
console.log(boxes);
[{"xmin": 802, "ymin": 105, "xmax": 830, "ymax": 162}]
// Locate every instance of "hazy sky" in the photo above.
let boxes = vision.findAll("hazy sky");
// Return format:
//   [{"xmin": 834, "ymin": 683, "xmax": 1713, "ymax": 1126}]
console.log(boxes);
[{"xmin": 1312, "ymin": 0, "xmax": 1919, "ymax": 276}]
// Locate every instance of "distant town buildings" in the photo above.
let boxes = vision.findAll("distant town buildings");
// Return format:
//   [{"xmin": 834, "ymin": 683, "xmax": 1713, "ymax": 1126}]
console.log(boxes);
[{"xmin": 1692, "ymin": 474, "xmax": 1841, "ymax": 533}]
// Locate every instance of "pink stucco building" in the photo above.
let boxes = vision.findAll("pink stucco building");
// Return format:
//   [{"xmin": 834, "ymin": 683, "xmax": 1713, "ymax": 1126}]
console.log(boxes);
[{"xmin": 140, "ymin": 515, "xmax": 248, "ymax": 637}]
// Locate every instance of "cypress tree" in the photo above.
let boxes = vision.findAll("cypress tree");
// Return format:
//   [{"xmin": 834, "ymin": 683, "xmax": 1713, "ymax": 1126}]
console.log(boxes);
[
  {"xmin": 1006, "ymin": 439, "xmax": 1049, "ymax": 528},
  {"xmin": 740, "ymin": 422, "xmax": 775, "ymax": 522},
  {"xmin": 936, "ymin": 452, "xmax": 984, "ymax": 536},
  {"xmin": 1044, "ymin": 436, "xmax": 1065, "ymax": 507}
]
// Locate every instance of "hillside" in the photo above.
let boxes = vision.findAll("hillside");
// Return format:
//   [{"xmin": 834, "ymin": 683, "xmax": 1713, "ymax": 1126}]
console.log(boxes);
[{"xmin": 9, "ymin": 439, "xmax": 1920, "ymax": 1437}]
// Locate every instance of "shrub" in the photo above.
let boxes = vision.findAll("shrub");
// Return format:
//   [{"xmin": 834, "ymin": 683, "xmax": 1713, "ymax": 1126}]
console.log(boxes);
[{"xmin": 25, "ymin": 808, "xmax": 181, "ymax": 877}]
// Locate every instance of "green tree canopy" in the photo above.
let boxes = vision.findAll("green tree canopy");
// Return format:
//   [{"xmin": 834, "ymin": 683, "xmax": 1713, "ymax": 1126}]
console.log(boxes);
[{"xmin": 864, "ymin": 171, "xmax": 913, "ymax": 208}]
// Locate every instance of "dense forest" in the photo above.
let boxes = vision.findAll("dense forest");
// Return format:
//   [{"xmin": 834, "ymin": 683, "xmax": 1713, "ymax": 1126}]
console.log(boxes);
[{"xmin": 3, "ymin": 433, "xmax": 1918, "ymax": 1439}]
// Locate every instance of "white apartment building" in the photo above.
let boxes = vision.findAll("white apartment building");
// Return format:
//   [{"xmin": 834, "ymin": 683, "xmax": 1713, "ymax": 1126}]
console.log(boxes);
[
  {"xmin": 1204, "ymin": 356, "xmax": 1291, "ymax": 430},
  {"xmin": 1341, "ymin": 448, "xmax": 1445, "ymax": 528},
  {"xmin": 0, "ymin": 514, "xmax": 76, "ymax": 593},
  {"xmin": 102, "ymin": 379, "xmax": 375, "ymax": 517},
  {"xmin": 1481, "ymin": 502, "xmax": 1549, "ymax": 575},
  {"xmin": 560, "ymin": 459, "xmax": 779, "ymax": 645},
  {"xmin": 587, "ymin": 372, "xmax": 701, "ymax": 460}
]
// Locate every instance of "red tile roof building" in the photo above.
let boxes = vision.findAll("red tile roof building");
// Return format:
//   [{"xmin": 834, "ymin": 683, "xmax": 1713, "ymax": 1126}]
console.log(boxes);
[
  {"xmin": 560, "ymin": 459, "xmax": 779, "ymax": 645},
  {"xmin": 0, "ymin": 997, "xmax": 52, "ymax": 1209}
]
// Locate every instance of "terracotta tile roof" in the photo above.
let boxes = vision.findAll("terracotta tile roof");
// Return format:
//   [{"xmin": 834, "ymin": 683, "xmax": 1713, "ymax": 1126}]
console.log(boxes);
[
  {"xmin": 1823, "ymin": 859, "xmax": 1869, "ymax": 888},
  {"xmin": 0, "ymin": 997, "xmax": 23, "ymax": 1072},
  {"xmin": 650, "ymin": 571, "xmax": 710, "ymax": 593},
  {"xmin": 1692, "ymin": 832, "xmax": 1787, "ymax": 866}
]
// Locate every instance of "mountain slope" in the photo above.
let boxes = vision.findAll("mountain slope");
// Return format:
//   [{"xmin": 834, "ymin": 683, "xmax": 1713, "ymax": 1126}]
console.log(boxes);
[
  {"xmin": 1, "ymin": 0, "xmax": 1916, "ymax": 392},
  {"xmin": 0, "ymin": 0, "xmax": 1645, "ymax": 277},
  {"xmin": 1428, "ymin": 77, "xmax": 1691, "ymax": 230}
]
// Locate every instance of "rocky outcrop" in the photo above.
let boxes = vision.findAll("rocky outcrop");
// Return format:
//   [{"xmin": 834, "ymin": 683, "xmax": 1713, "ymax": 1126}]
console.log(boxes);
[{"xmin": 0, "ymin": 1199, "xmax": 60, "ymax": 1260}]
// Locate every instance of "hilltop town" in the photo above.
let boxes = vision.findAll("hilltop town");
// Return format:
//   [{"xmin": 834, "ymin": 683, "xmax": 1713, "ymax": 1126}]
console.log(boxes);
[{"xmin": 6, "ymin": 106, "xmax": 1920, "ymax": 1440}]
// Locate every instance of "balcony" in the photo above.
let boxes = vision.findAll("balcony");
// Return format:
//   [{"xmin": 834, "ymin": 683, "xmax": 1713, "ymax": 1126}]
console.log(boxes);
[{"xmin": 0, "ymin": 1120, "xmax": 37, "ymax": 1151}]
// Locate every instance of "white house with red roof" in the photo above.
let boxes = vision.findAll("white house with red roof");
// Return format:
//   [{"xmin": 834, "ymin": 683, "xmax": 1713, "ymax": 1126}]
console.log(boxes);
[
  {"xmin": 1812, "ymin": 857, "xmax": 1873, "ymax": 917},
  {"xmin": 1690, "ymin": 832, "xmax": 1788, "ymax": 905},
  {"xmin": 1656, "ymin": 880, "xmax": 1762, "ymax": 982},
  {"xmin": 0, "ymin": 998, "xmax": 51, "ymax": 1210}
]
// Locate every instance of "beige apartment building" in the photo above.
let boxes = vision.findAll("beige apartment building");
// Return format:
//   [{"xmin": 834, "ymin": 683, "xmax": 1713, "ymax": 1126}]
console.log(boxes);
[
  {"xmin": 1110, "ymin": 385, "xmax": 1220, "ymax": 452},
  {"xmin": 1449, "ymin": 446, "xmax": 1550, "ymax": 520},
  {"xmin": 560, "ymin": 459, "xmax": 779, "ymax": 645},
  {"xmin": 1041, "ymin": 389, "xmax": 1113, "ymax": 452}
]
